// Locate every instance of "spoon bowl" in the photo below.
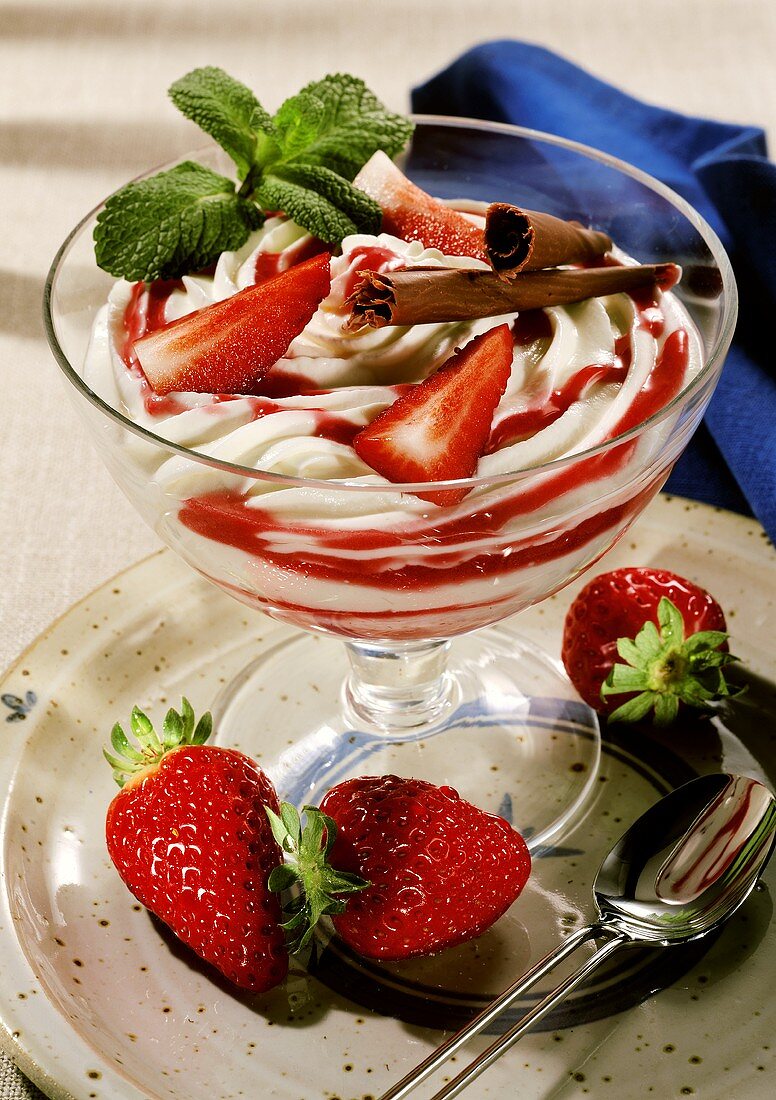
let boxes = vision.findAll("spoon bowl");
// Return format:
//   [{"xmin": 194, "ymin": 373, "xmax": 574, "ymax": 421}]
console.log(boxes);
[{"xmin": 596, "ymin": 773, "xmax": 776, "ymax": 944}]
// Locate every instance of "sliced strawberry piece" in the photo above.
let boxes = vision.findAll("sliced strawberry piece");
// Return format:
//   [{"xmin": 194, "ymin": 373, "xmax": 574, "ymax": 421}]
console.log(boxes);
[
  {"xmin": 134, "ymin": 253, "xmax": 331, "ymax": 396},
  {"xmin": 354, "ymin": 150, "xmax": 486, "ymax": 261},
  {"xmin": 353, "ymin": 324, "xmax": 513, "ymax": 506}
]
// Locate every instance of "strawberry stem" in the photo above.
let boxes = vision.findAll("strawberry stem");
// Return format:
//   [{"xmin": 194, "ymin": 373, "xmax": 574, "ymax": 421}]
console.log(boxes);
[
  {"xmin": 601, "ymin": 597, "xmax": 742, "ymax": 726},
  {"xmin": 265, "ymin": 803, "xmax": 369, "ymax": 950},
  {"xmin": 104, "ymin": 698, "xmax": 213, "ymax": 786}
]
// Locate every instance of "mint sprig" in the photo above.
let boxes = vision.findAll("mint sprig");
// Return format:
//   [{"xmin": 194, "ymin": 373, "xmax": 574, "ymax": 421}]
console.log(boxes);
[
  {"xmin": 94, "ymin": 68, "xmax": 413, "ymax": 282},
  {"xmin": 600, "ymin": 596, "xmax": 741, "ymax": 726}
]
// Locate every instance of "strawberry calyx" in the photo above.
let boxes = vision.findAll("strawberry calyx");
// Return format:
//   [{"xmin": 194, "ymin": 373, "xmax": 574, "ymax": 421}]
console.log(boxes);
[
  {"xmin": 265, "ymin": 802, "xmax": 369, "ymax": 950},
  {"xmin": 600, "ymin": 597, "xmax": 741, "ymax": 726},
  {"xmin": 103, "ymin": 698, "xmax": 213, "ymax": 787}
]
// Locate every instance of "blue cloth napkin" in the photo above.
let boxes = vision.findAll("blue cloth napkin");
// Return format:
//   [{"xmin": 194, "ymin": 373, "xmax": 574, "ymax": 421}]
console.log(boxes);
[{"xmin": 412, "ymin": 41, "xmax": 776, "ymax": 540}]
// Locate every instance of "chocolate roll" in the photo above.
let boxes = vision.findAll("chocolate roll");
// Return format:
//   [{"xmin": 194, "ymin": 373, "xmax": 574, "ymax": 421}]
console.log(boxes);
[
  {"xmin": 345, "ymin": 263, "xmax": 680, "ymax": 329},
  {"xmin": 484, "ymin": 204, "xmax": 613, "ymax": 279}
]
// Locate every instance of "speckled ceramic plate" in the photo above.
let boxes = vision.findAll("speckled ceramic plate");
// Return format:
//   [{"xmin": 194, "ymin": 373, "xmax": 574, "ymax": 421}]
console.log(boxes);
[{"xmin": 1, "ymin": 494, "xmax": 775, "ymax": 1100}]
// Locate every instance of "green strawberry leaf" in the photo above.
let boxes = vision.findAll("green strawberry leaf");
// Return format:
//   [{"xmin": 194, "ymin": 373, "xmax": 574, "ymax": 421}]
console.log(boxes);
[
  {"xmin": 192, "ymin": 711, "xmax": 213, "ymax": 744},
  {"xmin": 616, "ymin": 637, "xmax": 647, "ymax": 669},
  {"xmin": 266, "ymin": 801, "xmax": 369, "ymax": 952},
  {"xmin": 657, "ymin": 596, "xmax": 685, "ymax": 647},
  {"xmin": 180, "ymin": 697, "xmax": 195, "ymax": 740},
  {"xmin": 601, "ymin": 596, "xmax": 741, "ymax": 726},
  {"xmin": 273, "ymin": 74, "xmax": 414, "ymax": 181},
  {"xmin": 607, "ymin": 691, "xmax": 658, "ymax": 724},
  {"xmin": 280, "ymin": 803, "xmax": 302, "ymax": 845},
  {"xmin": 94, "ymin": 161, "xmax": 263, "ymax": 281},
  {"xmin": 110, "ymin": 723, "xmax": 139, "ymax": 761},
  {"xmin": 602, "ymin": 663, "xmax": 649, "ymax": 693},
  {"xmin": 633, "ymin": 619, "xmax": 663, "ymax": 661},
  {"xmin": 104, "ymin": 700, "xmax": 213, "ymax": 786},
  {"xmin": 653, "ymin": 693, "xmax": 680, "ymax": 726},
  {"xmin": 684, "ymin": 630, "xmax": 729, "ymax": 653},
  {"xmin": 267, "ymin": 863, "xmax": 300, "ymax": 892}
]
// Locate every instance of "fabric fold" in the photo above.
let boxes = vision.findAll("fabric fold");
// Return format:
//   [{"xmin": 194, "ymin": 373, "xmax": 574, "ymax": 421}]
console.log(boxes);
[{"xmin": 413, "ymin": 41, "xmax": 775, "ymax": 539}]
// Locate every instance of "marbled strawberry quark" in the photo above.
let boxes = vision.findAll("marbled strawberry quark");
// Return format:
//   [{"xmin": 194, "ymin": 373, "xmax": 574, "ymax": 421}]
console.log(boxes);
[{"xmin": 83, "ymin": 215, "xmax": 702, "ymax": 641}]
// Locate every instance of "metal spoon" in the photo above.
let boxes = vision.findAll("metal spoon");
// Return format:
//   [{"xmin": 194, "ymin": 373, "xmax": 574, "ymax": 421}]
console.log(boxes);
[{"xmin": 379, "ymin": 772, "xmax": 776, "ymax": 1100}]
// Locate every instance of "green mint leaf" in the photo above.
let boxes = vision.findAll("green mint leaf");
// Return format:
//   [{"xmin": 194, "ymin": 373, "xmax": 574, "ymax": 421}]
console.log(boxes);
[
  {"xmin": 273, "ymin": 73, "xmax": 414, "ymax": 181},
  {"xmin": 94, "ymin": 161, "xmax": 263, "ymax": 281},
  {"xmin": 256, "ymin": 163, "xmax": 381, "ymax": 244},
  {"xmin": 169, "ymin": 66, "xmax": 270, "ymax": 179}
]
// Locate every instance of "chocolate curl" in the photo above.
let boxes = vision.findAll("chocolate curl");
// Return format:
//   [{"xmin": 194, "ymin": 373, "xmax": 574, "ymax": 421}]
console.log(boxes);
[
  {"xmin": 485, "ymin": 203, "xmax": 613, "ymax": 279},
  {"xmin": 345, "ymin": 264, "xmax": 681, "ymax": 330}
]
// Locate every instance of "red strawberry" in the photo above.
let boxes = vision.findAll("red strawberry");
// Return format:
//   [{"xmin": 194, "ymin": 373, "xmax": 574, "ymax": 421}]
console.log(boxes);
[
  {"xmin": 267, "ymin": 776, "xmax": 531, "ymax": 961},
  {"xmin": 133, "ymin": 252, "xmax": 331, "ymax": 395},
  {"xmin": 325, "ymin": 776, "xmax": 530, "ymax": 959},
  {"xmin": 561, "ymin": 567, "xmax": 739, "ymax": 725},
  {"xmin": 354, "ymin": 150, "xmax": 486, "ymax": 260},
  {"xmin": 353, "ymin": 323, "xmax": 513, "ymax": 505},
  {"xmin": 104, "ymin": 700, "xmax": 288, "ymax": 992}
]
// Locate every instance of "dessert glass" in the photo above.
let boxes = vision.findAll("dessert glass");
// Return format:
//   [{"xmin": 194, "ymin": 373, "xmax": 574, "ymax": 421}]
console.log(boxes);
[{"xmin": 44, "ymin": 118, "xmax": 736, "ymax": 850}]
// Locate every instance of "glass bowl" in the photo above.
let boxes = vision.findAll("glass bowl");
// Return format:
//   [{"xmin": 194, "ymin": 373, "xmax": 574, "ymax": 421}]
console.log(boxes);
[{"xmin": 44, "ymin": 117, "xmax": 736, "ymax": 850}]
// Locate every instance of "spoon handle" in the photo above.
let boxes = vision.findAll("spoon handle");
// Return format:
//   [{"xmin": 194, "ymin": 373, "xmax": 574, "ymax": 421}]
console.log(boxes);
[{"xmin": 378, "ymin": 924, "xmax": 626, "ymax": 1100}]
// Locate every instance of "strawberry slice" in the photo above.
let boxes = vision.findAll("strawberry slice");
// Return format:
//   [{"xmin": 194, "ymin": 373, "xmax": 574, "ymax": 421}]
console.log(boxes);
[
  {"xmin": 134, "ymin": 252, "xmax": 331, "ymax": 396},
  {"xmin": 354, "ymin": 150, "xmax": 486, "ymax": 261},
  {"xmin": 353, "ymin": 324, "xmax": 513, "ymax": 505}
]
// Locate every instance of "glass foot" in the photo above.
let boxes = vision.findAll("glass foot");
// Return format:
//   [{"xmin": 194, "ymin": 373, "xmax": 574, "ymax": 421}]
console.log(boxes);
[{"xmin": 210, "ymin": 622, "xmax": 600, "ymax": 852}]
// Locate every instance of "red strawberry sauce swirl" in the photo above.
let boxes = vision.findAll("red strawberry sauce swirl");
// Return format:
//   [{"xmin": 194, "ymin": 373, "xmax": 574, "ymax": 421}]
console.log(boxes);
[
  {"xmin": 177, "ymin": 325, "xmax": 688, "ymax": 636},
  {"xmin": 121, "ymin": 263, "xmax": 690, "ymax": 637},
  {"xmin": 120, "ymin": 280, "xmax": 190, "ymax": 416}
]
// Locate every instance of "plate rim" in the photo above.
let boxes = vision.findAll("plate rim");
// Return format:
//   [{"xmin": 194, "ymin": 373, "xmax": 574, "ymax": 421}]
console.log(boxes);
[{"xmin": 0, "ymin": 494, "xmax": 772, "ymax": 1100}]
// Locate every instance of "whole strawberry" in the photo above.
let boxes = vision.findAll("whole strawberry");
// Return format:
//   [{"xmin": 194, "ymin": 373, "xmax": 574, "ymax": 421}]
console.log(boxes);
[
  {"xmin": 268, "ymin": 776, "xmax": 531, "ymax": 960},
  {"xmin": 562, "ymin": 567, "xmax": 739, "ymax": 725},
  {"xmin": 104, "ymin": 700, "xmax": 288, "ymax": 992}
]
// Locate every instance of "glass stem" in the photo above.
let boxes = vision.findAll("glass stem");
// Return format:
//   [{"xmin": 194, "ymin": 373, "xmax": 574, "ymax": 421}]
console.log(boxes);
[{"xmin": 344, "ymin": 639, "xmax": 454, "ymax": 731}]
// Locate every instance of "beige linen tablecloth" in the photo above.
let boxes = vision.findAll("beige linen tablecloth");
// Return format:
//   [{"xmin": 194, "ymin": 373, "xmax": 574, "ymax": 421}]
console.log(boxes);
[{"xmin": 1, "ymin": 1, "xmax": 775, "ymax": 1096}]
